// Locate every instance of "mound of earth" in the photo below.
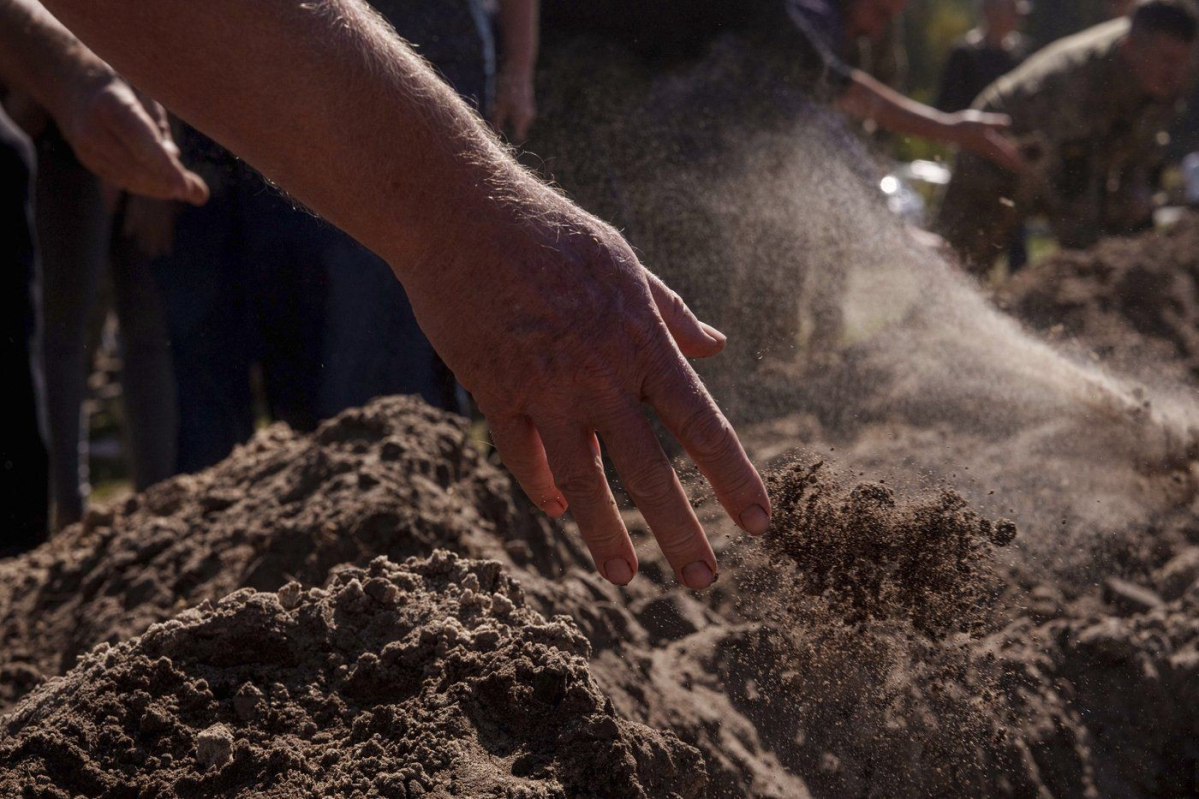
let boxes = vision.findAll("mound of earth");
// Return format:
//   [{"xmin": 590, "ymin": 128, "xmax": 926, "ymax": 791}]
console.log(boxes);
[
  {"xmin": 4, "ymin": 392, "xmax": 1197, "ymax": 797},
  {"xmin": 0, "ymin": 551, "xmax": 704, "ymax": 797},
  {"xmin": 984, "ymin": 567, "xmax": 1199, "ymax": 797},
  {"xmin": 1001, "ymin": 214, "xmax": 1199, "ymax": 384},
  {"xmin": 0, "ymin": 396, "xmax": 579, "ymax": 710}
]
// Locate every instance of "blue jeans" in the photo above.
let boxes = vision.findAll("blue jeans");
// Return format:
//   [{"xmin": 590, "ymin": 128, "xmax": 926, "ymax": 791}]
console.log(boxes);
[{"xmin": 154, "ymin": 174, "xmax": 330, "ymax": 473}]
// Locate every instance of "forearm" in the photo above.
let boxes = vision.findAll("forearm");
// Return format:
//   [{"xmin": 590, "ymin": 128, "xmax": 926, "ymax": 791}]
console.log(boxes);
[
  {"xmin": 0, "ymin": 0, "xmax": 111, "ymax": 122},
  {"xmin": 40, "ymin": 0, "xmax": 539, "ymax": 271},
  {"xmin": 499, "ymin": 0, "xmax": 540, "ymax": 75},
  {"xmin": 836, "ymin": 70, "xmax": 953, "ymax": 142}
]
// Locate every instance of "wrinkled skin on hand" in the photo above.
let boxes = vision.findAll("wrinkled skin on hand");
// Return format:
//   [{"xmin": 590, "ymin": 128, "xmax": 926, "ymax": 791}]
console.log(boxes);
[
  {"xmin": 59, "ymin": 73, "xmax": 208, "ymax": 205},
  {"xmin": 950, "ymin": 109, "xmax": 1027, "ymax": 174},
  {"xmin": 403, "ymin": 188, "xmax": 771, "ymax": 590}
]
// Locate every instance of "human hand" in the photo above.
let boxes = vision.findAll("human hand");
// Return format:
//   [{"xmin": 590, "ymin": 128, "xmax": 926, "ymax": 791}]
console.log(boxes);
[
  {"xmin": 949, "ymin": 110, "xmax": 1027, "ymax": 174},
  {"xmin": 490, "ymin": 66, "xmax": 536, "ymax": 141},
  {"xmin": 55, "ymin": 71, "xmax": 208, "ymax": 204},
  {"xmin": 403, "ymin": 188, "xmax": 771, "ymax": 590},
  {"xmin": 122, "ymin": 194, "xmax": 181, "ymax": 258}
]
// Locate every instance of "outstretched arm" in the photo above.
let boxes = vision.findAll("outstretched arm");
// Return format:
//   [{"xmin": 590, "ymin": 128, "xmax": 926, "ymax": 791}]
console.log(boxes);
[
  {"xmin": 838, "ymin": 70, "xmax": 1026, "ymax": 172},
  {"xmin": 40, "ymin": 0, "xmax": 771, "ymax": 589},
  {"xmin": 0, "ymin": 0, "xmax": 207, "ymax": 202}
]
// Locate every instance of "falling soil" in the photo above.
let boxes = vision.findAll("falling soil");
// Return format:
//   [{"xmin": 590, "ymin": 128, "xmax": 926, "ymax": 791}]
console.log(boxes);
[
  {"xmin": 761, "ymin": 458, "xmax": 1016, "ymax": 637},
  {"xmin": 0, "ymin": 551, "xmax": 703, "ymax": 797}
]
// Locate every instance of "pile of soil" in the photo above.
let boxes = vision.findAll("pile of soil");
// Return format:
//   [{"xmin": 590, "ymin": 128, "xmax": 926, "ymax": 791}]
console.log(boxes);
[
  {"xmin": 0, "ymin": 396, "xmax": 576, "ymax": 710},
  {"xmin": 0, "ymin": 551, "xmax": 703, "ymax": 797},
  {"xmin": 2, "ymin": 395, "xmax": 1197, "ymax": 796},
  {"xmin": 1001, "ymin": 214, "xmax": 1199, "ymax": 384}
]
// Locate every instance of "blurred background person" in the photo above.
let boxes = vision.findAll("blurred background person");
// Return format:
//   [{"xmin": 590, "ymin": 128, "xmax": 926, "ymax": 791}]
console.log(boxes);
[
  {"xmin": 7, "ymin": 97, "xmax": 184, "ymax": 529},
  {"xmin": 937, "ymin": 0, "xmax": 1031, "ymax": 114},
  {"xmin": 783, "ymin": 0, "xmax": 1024, "ymax": 171},
  {"xmin": 0, "ymin": 0, "xmax": 205, "ymax": 552},
  {"xmin": 490, "ymin": 0, "xmax": 540, "ymax": 141},
  {"xmin": 937, "ymin": 0, "xmax": 1197, "ymax": 275},
  {"xmin": 937, "ymin": 0, "xmax": 1032, "ymax": 271}
]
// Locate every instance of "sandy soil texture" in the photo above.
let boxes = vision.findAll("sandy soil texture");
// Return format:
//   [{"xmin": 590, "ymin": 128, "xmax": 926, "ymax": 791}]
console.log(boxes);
[
  {"xmin": 1, "ymin": 552, "xmax": 702, "ymax": 797},
  {"xmin": 0, "ymin": 381, "xmax": 1194, "ymax": 795},
  {"xmin": 1002, "ymin": 214, "xmax": 1199, "ymax": 386}
]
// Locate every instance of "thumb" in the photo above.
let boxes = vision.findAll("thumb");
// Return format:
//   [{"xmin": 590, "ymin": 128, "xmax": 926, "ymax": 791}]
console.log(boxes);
[{"xmin": 645, "ymin": 270, "xmax": 726, "ymax": 358}]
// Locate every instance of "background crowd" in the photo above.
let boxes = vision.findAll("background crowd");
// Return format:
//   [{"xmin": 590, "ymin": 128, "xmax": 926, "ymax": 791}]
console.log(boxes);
[{"xmin": 3, "ymin": 0, "xmax": 1198, "ymax": 557}]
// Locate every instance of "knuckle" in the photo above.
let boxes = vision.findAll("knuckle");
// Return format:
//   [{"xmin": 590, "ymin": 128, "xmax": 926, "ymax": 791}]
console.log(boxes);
[
  {"xmin": 656, "ymin": 526, "xmax": 704, "ymax": 561},
  {"xmin": 717, "ymin": 468, "xmax": 761, "ymax": 506},
  {"xmin": 554, "ymin": 464, "xmax": 608, "ymax": 504},
  {"xmin": 621, "ymin": 463, "xmax": 677, "ymax": 507},
  {"xmin": 680, "ymin": 408, "xmax": 735, "ymax": 462}
]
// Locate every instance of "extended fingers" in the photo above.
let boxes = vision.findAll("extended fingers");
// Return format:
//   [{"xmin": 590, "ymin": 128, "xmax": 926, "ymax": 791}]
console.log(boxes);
[
  {"xmin": 644, "ymin": 354, "xmax": 771, "ymax": 536},
  {"xmin": 106, "ymin": 90, "xmax": 209, "ymax": 204},
  {"xmin": 981, "ymin": 130, "xmax": 1027, "ymax": 174},
  {"xmin": 597, "ymin": 404, "xmax": 717, "ymax": 589},
  {"xmin": 488, "ymin": 414, "xmax": 566, "ymax": 517},
  {"xmin": 646, "ymin": 270, "xmax": 726, "ymax": 358},
  {"xmin": 537, "ymin": 420, "xmax": 638, "ymax": 586},
  {"xmin": 983, "ymin": 112, "xmax": 1012, "ymax": 129}
]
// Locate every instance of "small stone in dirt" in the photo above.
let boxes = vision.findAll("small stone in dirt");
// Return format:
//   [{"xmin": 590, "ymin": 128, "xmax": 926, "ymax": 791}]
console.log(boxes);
[
  {"xmin": 277, "ymin": 581, "xmax": 302, "ymax": 610},
  {"xmin": 1101, "ymin": 577, "xmax": 1164, "ymax": 616},
  {"xmin": 1155, "ymin": 547, "xmax": 1199, "ymax": 601},
  {"xmin": 195, "ymin": 723, "xmax": 234, "ymax": 769},
  {"xmin": 234, "ymin": 683, "xmax": 264, "ymax": 721}
]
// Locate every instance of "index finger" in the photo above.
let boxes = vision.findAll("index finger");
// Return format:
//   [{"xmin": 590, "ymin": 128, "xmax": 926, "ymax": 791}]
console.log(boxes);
[{"xmin": 642, "ymin": 349, "xmax": 771, "ymax": 535}]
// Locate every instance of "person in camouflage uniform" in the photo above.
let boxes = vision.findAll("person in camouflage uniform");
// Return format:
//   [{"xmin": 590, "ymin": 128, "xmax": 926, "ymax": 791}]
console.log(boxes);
[{"xmin": 937, "ymin": 0, "xmax": 1198, "ymax": 274}]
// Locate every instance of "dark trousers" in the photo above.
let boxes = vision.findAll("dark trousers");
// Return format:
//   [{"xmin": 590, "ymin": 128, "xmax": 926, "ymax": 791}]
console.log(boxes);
[
  {"xmin": 153, "ymin": 177, "xmax": 329, "ymax": 474},
  {"xmin": 35, "ymin": 135, "xmax": 178, "ymax": 526},
  {"xmin": 0, "ymin": 105, "xmax": 48, "ymax": 555}
]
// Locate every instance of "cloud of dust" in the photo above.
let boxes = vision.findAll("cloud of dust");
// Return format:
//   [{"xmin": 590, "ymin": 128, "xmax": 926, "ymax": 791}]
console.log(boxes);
[
  {"xmin": 688, "ymin": 120, "xmax": 1199, "ymax": 579},
  {"xmin": 532, "ymin": 33, "xmax": 1197, "ymax": 581}
]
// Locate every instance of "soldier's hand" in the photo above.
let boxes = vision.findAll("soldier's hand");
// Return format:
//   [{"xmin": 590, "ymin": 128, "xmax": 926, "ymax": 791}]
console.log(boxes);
[
  {"xmin": 949, "ymin": 110, "xmax": 1027, "ymax": 174},
  {"xmin": 56, "ymin": 71, "xmax": 208, "ymax": 204}
]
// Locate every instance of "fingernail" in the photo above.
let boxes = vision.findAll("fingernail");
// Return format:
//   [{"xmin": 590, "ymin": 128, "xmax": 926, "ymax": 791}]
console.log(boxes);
[
  {"xmin": 739, "ymin": 505, "xmax": 770, "ymax": 535},
  {"xmin": 604, "ymin": 558, "xmax": 634, "ymax": 585},
  {"xmin": 544, "ymin": 499, "xmax": 566, "ymax": 517},
  {"xmin": 699, "ymin": 321, "xmax": 727, "ymax": 347},
  {"xmin": 681, "ymin": 561, "xmax": 715, "ymax": 590}
]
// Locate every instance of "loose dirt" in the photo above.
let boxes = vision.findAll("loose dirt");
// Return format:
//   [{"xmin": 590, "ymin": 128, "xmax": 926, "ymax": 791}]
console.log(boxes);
[
  {"xmin": 3, "ymin": 18, "xmax": 1199, "ymax": 794},
  {"xmin": 1002, "ymin": 213, "xmax": 1199, "ymax": 386},
  {"xmin": 0, "ymin": 551, "xmax": 703, "ymax": 797},
  {"xmin": 0, "ymin": 397, "xmax": 574, "ymax": 710},
  {"xmin": 0, "ymin": 392, "xmax": 1196, "ymax": 796}
]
